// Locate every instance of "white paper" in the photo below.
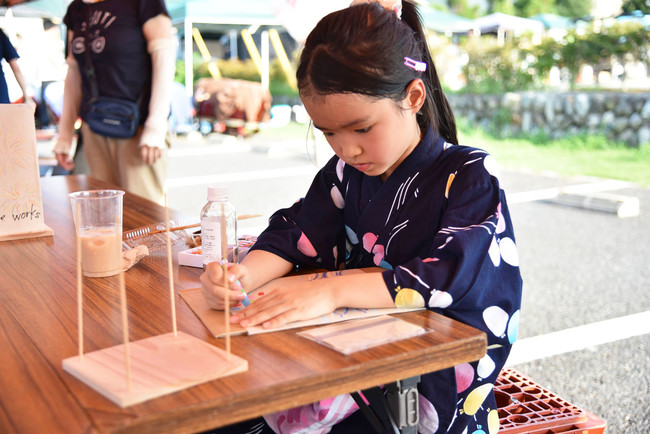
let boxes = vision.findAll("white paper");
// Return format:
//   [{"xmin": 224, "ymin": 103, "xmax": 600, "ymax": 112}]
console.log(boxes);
[{"xmin": 298, "ymin": 315, "xmax": 428, "ymax": 354}]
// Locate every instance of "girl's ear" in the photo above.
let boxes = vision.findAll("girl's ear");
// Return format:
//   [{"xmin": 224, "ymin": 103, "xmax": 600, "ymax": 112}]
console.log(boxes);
[{"xmin": 404, "ymin": 79, "xmax": 426, "ymax": 114}]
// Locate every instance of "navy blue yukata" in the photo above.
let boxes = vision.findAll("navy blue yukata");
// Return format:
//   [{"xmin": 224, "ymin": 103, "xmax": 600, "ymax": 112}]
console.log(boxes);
[{"xmin": 251, "ymin": 127, "xmax": 523, "ymax": 434}]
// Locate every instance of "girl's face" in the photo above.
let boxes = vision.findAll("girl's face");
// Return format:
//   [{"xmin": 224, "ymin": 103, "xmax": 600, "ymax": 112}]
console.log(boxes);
[{"xmin": 302, "ymin": 80, "xmax": 425, "ymax": 181}]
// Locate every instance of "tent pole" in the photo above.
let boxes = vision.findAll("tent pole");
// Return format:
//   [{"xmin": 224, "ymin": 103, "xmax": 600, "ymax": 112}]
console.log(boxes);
[
  {"xmin": 261, "ymin": 30, "xmax": 269, "ymax": 91},
  {"xmin": 269, "ymin": 28, "xmax": 296, "ymax": 91},
  {"xmin": 184, "ymin": 17, "xmax": 193, "ymax": 97}
]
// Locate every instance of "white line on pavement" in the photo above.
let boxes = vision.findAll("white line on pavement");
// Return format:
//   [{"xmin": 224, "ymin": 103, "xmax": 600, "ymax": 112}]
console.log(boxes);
[
  {"xmin": 505, "ymin": 310, "xmax": 650, "ymax": 366},
  {"xmin": 507, "ymin": 179, "xmax": 634, "ymax": 204},
  {"xmin": 165, "ymin": 165, "xmax": 319, "ymax": 188},
  {"xmin": 168, "ymin": 144, "xmax": 252, "ymax": 157}
]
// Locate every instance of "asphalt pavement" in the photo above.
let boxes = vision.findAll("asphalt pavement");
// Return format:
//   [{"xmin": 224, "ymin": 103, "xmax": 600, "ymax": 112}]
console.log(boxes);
[{"xmin": 165, "ymin": 127, "xmax": 649, "ymax": 433}]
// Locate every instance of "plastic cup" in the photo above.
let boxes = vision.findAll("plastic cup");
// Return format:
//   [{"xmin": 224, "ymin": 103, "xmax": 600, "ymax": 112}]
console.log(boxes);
[{"xmin": 69, "ymin": 190, "xmax": 125, "ymax": 277}]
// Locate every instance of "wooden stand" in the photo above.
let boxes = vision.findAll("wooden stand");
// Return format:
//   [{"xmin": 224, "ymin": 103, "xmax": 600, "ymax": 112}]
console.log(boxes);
[
  {"xmin": 63, "ymin": 194, "xmax": 247, "ymax": 407},
  {"xmin": 62, "ymin": 332, "xmax": 247, "ymax": 407}
]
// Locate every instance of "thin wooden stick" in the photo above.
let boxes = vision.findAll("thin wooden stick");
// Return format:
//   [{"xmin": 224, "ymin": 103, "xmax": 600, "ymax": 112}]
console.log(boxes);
[
  {"xmin": 148, "ymin": 222, "xmax": 200, "ymax": 235},
  {"xmin": 221, "ymin": 203, "xmax": 230, "ymax": 359},
  {"xmin": 75, "ymin": 202, "xmax": 83, "ymax": 359},
  {"xmin": 223, "ymin": 263, "xmax": 231, "ymax": 360},
  {"xmin": 238, "ymin": 213, "xmax": 263, "ymax": 221},
  {"xmin": 118, "ymin": 268, "xmax": 132, "ymax": 390},
  {"xmin": 146, "ymin": 214, "xmax": 262, "ymax": 235},
  {"xmin": 164, "ymin": 192, "xmax": 178, "ymax": 336},
  {"xmin": 117, "ymin": 214, "xmax": 132, "ymax": 390}
]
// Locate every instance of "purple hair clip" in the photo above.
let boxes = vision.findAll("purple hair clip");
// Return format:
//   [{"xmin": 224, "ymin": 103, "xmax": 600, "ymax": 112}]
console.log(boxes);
[{"xmin": 404, "ymin": 57, "xmax": 426, "ymax": 72}]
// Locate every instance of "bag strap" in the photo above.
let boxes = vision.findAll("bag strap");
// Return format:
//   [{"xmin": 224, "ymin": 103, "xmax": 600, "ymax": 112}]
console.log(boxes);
[
  {"xmin": 81, "ymin": 5, "xmax": 144, "ymax": 106},
  {"xmin": 82, "ymin": 7, "xmax": 100, "ymax": 102}
]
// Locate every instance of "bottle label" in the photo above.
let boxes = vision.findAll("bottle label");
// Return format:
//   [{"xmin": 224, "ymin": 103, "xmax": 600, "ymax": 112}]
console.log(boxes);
[{"xmin": 201, "ymin": 217, "xmax": 222, "ymax": 265}]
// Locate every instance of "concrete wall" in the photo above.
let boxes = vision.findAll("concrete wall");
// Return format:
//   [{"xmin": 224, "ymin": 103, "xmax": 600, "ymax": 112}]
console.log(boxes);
[{"xmin": 448, "ymin": 92, "xmax": 650, "ymax": 147}]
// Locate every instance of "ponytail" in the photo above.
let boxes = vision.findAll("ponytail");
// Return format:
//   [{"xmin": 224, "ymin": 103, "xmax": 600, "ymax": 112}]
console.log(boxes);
[{"xmin": 401, "ymin": 1, "xmax": 458, "ymax": 145}]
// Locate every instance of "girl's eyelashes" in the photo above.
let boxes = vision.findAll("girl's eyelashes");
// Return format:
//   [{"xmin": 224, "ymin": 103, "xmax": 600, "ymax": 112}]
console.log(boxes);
[
  {"xmin": 316, "ymin": 125, "xmax": 371, "ymax": 136},
  {"xmin": 314, "ymin": 126, "xmax": 333, "ymax": 137}
]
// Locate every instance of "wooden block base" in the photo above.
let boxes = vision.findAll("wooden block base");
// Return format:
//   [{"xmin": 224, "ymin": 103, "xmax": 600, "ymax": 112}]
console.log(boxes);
[
  {"xmin": 0, "ymin": 224, "xmax": 53, "ymax": 242},
  {"xmin": 62, "ymin": 331, "xmax": 247, "ymax": 407}
]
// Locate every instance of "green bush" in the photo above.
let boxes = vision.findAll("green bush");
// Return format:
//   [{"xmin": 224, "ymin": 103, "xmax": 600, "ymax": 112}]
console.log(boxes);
[
  {"xmin": 460, "ymin": 36, "xmax": 536, "ymax": 93},
  {"xmin": 175, "ymin": 57, "xmax": 299, "ymax": 99},
  {"xmin": 454, "ymin": 20, "xmax": 650, "ymax": 93}
]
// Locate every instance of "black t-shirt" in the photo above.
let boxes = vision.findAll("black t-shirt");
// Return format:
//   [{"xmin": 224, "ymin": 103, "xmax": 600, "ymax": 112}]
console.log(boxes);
[
  {"xmin": 64, "ymin": 0, "xmax": 168, "ymax": 123},
  {"xmin": 0, "ymin": 29, "xmax": 20, "ymax": 103}
]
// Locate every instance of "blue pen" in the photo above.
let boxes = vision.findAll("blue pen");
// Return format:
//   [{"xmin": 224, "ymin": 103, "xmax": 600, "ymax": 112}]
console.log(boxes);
[
  {"xmin": 233, "ymin": 279, "xmax": 250, "ymax": 307},
  {"xmin": 221, "ymin": 260, "xmax": 250, "ymax": 307}
]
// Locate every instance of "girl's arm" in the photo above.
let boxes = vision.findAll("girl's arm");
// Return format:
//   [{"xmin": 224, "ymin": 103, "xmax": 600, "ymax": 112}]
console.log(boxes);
[
  {"xmin": 201, "ymin": 248, "xmax": 396, "ymax": 328},
  {"xmin": 232, "ymin": 268, "xmax": 395, "ymax": 329}
]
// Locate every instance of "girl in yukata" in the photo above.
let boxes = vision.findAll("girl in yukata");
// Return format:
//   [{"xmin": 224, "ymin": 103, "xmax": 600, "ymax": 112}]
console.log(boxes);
[{"xmin": 202, "ymin": 1, "xmax": 522, "ymax": 433}]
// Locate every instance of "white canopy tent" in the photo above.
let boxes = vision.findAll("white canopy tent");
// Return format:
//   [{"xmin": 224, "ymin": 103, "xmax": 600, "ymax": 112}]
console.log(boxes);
[
  {"xmin": 471, "ymin": 12, "xmax": 545, "ymax": 44},
  {"xmin": 168, "ymin": 0, "xmax": 349, "ymax": 96}
]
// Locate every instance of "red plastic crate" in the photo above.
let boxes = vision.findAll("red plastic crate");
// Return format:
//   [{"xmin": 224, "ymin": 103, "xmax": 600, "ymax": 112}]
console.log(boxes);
[
  {"xmin": 495, "ymin": 368, "xmax": 606, "ymax": 434},
  {"xmin": 542, "ymin": 409, "xmax": 607, "ymax": 433}
]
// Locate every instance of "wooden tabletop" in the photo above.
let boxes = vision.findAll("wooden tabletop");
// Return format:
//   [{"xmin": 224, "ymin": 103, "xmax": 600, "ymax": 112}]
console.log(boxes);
[{"xmin": 0, "ymin": 175, "xmax": 486, "ymax": 433}]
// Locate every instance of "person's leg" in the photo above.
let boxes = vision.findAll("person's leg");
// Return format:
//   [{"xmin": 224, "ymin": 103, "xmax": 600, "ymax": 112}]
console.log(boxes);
[
  {"xmin": 115, "ymin": 128, "xmax": 168, "ymax": 205},
  {"xmin": 80, "ymin": 123, "xmax": 119, "ymax": 185}
]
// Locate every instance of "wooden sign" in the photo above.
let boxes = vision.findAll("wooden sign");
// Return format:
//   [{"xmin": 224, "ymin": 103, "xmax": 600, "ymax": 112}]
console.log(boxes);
[{"xmin": 0, "ymin": 104, "xmax": 53, "ymax": 241}]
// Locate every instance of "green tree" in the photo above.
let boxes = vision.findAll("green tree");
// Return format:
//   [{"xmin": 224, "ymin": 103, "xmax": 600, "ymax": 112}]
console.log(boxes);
[
  {"xmin": 494, "ymin": 0, "xmax": 516, "ymax": 15},
  {"xmin": 460, "ymin": 36, "xmax": 535, "ymax": 92},
  {"xmin": 529, "ymin": 21, "xmax": 650, "ymax": 89},
  {"xmin": 555, "ymin": 0, "xmax": 592, "ymax": 19},
  {"xmin": 621, "ymin": 0, "xmax": 650, "ymax": 14},
  {"xmin": 513, "ymin": 0, "xmax": 556, "ymax": 17},
  {"xmin": 447, "ymin": 0, "xmax": 481, "ymax": 18}
]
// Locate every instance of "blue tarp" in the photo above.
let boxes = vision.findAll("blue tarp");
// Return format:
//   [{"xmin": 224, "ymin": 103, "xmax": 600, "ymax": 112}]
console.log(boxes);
[
  {"xmin": 419, "ymin": 8, "xmax": 474, "ymax": 34},
  {"xmin": 529, "ymin": 13, "xmax": 574, "ymax": 30},
  {"xmin": 0, "ymin": 0, "xmax": 70, "ymax": 19},
  {"xmin": 167, "ymin": 0, "xmax": 280, "ymax": 26}
]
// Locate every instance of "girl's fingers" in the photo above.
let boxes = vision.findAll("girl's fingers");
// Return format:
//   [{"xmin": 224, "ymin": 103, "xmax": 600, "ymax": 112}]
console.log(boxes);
[{"xmin": 234, "ymin": 300, "xmax": 295, "ymax": 328}]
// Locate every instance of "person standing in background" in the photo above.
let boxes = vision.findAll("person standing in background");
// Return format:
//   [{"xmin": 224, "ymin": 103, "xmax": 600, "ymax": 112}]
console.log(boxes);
[
  {"xmin": 54, "ymin": 0, "xmax": 177, "ymax": 205},
  {"xmin": 0, "ymin": 27, "xmax": 34, "ymax": 107}
]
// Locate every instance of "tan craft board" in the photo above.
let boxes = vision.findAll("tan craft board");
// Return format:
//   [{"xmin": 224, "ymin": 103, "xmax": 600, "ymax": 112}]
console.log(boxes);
[
  {"xmin": 63, "ymin": 331, "xmax": 247, "ymax": 407},
  {"xmin": 180, "ymin": 268, "xmax": 422, "ymax": 338}
]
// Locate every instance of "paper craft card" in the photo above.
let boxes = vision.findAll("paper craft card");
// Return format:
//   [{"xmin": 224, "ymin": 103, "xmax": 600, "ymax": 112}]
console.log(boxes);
[
  {"xmin": 179, "ymin": 287, "xmax": 248, "ymax": 337},
  {"xmin": 179, "ymin": 268, "xmax": 423, "ymax": 338},
  {"xmin": 0, "ymin": 104, "xmax": 52, "ymax": 241},
  {"xmin": 297, "ymin": 315, "xmax": 428, "ymax": 355},
  {"xmin": 245, "ymin": 305, "xmax": 424, "ymax": 335}
]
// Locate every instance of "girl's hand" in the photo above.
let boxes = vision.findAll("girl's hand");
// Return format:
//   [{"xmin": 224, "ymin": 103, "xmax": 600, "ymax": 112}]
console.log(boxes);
[
  {"xmin": 231, "ymin": 279, "xmax": 338, "ymax": 329},
  {"xmin": 200, "ymin": 262, "xmax": 250, "ymax": 310}
]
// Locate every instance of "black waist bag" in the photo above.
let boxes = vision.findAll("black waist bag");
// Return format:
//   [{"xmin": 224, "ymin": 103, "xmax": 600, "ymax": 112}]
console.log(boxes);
[{"xmin": 85, "ymin": 97, "xmax": 140, "ymax": 139}]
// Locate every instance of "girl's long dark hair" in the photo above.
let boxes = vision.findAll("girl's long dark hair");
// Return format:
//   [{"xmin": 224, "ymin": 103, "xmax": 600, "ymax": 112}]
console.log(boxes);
[{"xmin": 297, "ymin": 1, "xmax": 458, "ymax": 145}]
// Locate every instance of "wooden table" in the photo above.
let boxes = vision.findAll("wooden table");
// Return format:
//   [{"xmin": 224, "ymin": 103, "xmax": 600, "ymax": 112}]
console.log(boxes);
[{"xmin": 0, "ymin": 175, "xmax": 487, "ymax": 433}]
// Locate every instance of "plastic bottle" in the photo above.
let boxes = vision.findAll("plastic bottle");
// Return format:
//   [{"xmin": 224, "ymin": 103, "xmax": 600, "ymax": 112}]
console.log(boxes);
[{"xmin": 200, "ymin": 185, "xmax": 238, "ymax": 267}]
